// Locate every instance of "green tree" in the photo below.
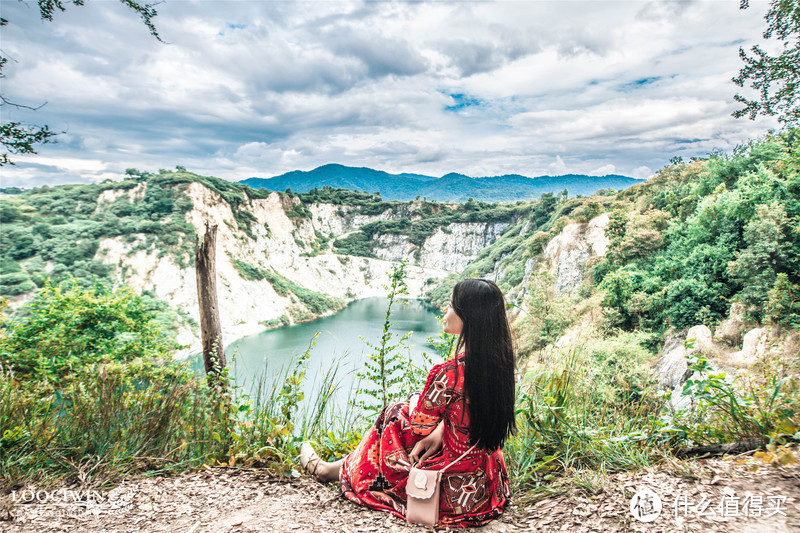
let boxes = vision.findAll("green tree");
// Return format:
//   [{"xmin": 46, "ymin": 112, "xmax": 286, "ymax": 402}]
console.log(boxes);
[
  {"xmin": 765, "ymin": 272, "xmax": 800, "ymax": 326},
  {"xmin": 522, "ymin": 268, "xmax": 572, "ymax": 349},
  {"xmin": 728, "ymin": 202, "xmax": 791, "ymax": 318},
  {"xmin": 734, "ymin": 0, "xmax": 800, "ymax": 125},
  {"xmin": 0, "ymin": 1, "xmax": 161, "ymax": 165},
  {"xmin": 0, "ymin": 278, "xmax": 176, "ymax": 380}
]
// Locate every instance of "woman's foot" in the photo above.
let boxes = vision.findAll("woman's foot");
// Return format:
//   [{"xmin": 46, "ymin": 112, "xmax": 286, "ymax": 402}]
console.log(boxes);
[
  {"xmin": 299, "ymin": 442, "xmax": 322, "ymax": 477},
  {"xmin": 298, "ymin": 442, "xmax": 342, "ymax": 483}
]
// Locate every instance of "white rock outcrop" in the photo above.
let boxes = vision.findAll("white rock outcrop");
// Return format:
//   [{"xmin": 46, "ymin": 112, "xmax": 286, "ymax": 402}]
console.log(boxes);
[
  {"xmin": 544, "ymin": 213, "xmax": 610, "ymax": 294},
  {"xmin": 373, "ymin": 222, "xmax": 507, "ymax": 272},
  {"xmin": 651, "ymin": 323, "xmax": 799, "ymax": 412},
  {"xmin": 715, "ymin": 302, "xmax": 746, "ymax": 346}
]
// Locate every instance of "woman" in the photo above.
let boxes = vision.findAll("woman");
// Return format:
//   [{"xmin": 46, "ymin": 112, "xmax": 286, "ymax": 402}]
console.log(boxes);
[{"xmin": 300, "ymin": 278, "xmax": 516, "ymax": 527}]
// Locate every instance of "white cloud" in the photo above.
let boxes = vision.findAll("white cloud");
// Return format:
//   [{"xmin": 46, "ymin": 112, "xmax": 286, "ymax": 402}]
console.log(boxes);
[
  {"xmin": 632, "ymin": 166, "xmax": 654, "ymax": 179},
  {"xmin": 549, "ymin": 156, "xmax": 568, "ymax": 175},
  {"xmin": 0, "ymin": 0, "xmax": 782, "ymax": 187},
  {"xmin": 590, "ymin": 164, "xmax": 617, "ymax": 176}
]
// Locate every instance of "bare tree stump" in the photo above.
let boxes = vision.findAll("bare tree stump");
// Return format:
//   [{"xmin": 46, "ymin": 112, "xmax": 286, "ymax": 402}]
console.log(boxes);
[{"xmin": 195, "ymin": 222, "xmax": 227, "ymax": 385}]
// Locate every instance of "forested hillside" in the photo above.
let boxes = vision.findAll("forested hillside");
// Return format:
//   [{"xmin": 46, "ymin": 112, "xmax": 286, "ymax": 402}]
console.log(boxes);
[
  {"xmin": 241, "ymin": 163, "xmax": 641, "ymax": 202},
  {"xmin": 432, "ymin": 129, "xmax": 800, "ymax": 338}
]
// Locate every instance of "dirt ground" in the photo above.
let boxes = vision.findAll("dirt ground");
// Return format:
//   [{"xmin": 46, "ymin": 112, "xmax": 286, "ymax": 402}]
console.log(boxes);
[{"xmin": 1, "ymin": 450, "xmax": 799, "ymax": 533}]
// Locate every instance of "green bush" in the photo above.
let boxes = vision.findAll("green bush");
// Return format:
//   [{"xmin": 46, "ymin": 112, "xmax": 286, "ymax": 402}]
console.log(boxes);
[
  {"xmin": 0, "ymin": 279, "xmax": 177, "ymax": 380},
  {"xmin": 0, "ymin": 280, "xmax": 36, "ymax": 296},
  {"xmin": 0, "ymin": 272, "xmax": 30, "ymax": 286},
  {"xmin": 0, "ymin": 258, "xmax": 22, "ymax": 275},
  {"xmin": 232, "ymin": 259, "xmax": 266, "ymax": 281},
  {"xmin": 334, "ymin": 232, "xmax": 375, "ymax": 258},
  {"xmin": 261, "ymin": 314, "xmax": 290, "ymax": 328}
]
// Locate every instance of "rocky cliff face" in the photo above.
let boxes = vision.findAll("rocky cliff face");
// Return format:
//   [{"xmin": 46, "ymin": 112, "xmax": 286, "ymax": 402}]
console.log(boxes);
[
  {"xmin": 373, "ymin": 222, "xmax": 508, "ymax": 272},
  {"xmin": 543, "ymin": 213, "xmax": 610, "ymax": 294},
  {"xmin": 96, "ymin": 183, "xmax": 506, "ymax": 357}
]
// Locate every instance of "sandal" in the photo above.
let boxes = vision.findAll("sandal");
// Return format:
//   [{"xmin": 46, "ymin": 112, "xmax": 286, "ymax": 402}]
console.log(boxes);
[{"xmin": 299, "ymin": 442, "xmax": 322, "ymax": 477}]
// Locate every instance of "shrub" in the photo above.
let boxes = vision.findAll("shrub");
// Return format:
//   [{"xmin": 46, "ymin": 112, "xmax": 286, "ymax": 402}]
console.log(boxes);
[
  {"xmin": 232, "ymin": 259, "xmax": 266, "ymax": 281},
  {"xmin": 334, "ymin": 233, "xmax": 375, "ymax": 258},
  {"xmin": 0, "ymin": 279, "xmax": 177, "ymax": 381},
  {"xmin": 0, "ymin": 280, "xmax": 35, "ymax": 296}
]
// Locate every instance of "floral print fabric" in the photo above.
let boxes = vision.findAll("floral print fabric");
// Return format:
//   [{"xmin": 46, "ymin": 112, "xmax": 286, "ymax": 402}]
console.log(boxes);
[{"xmin": 340, "ymin": 355, "xmax": 510, "ymax": 527}]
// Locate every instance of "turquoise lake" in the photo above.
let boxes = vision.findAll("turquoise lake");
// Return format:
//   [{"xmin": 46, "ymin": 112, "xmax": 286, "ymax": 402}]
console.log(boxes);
[{"xmin": 190, "ymin": 297, "xmax": 445, "ymax": 410}]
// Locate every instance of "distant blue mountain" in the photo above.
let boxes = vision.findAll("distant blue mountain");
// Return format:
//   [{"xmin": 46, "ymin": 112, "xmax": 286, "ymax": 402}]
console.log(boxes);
[{"xmin": 239, "ymin": 163, "xmax": 643, "ymax": 202}]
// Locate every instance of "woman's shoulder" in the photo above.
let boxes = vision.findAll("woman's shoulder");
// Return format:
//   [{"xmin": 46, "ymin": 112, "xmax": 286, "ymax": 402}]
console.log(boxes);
[
  {"xmin": 431, "ymin": 353, "xmax": 463, "ymax": 371},
  {"xmin": 425, "ymin": 354, "xmax": 464, "ymax": 382}
]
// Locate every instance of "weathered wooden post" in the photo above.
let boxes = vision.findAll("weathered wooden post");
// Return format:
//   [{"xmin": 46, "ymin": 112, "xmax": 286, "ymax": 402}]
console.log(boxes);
[{"xmin": 195, "ymin": 222, "xmax": 227, "ymax": 388}]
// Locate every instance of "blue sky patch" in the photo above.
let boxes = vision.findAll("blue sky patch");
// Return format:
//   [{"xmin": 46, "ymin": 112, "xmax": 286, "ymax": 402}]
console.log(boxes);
[
  {"xmin": 620, "ymin": 76, "xmax": 662, "ymax": 91},
  {"xmin": 445, "ymin": 93, "xmax": 483, "ymax": 112}
]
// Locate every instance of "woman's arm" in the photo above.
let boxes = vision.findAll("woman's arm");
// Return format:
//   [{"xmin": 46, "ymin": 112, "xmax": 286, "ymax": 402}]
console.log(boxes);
[
  {"xmin": 408, "ymin": 420, "xmax": 444, "ymax": 467},
  {"xmin": 409, "ymin": 363, "xmax": 450, "ymax": 437}
]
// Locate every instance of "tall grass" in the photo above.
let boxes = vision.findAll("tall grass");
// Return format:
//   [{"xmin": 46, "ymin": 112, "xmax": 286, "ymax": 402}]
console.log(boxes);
[
  {"xmin": 0, "ymin": 337, "xmax": 365, "ymax": 489},
  {"xmin": 505, "ymin": 340, "xmax": 666, "ymax": 494},
  {"xmin": 672, "ymin": 349, "xmax": 800, "ymax": 446},
  {"xmin": 0, "ymin": 361, "xmax": 221, "ymax": 488}
]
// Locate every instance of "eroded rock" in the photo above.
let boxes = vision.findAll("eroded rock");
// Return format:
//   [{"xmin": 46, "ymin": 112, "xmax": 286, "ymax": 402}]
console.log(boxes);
[{"xmin": 544, "ymin": 213, "xmax": 610, "ymax": 294}]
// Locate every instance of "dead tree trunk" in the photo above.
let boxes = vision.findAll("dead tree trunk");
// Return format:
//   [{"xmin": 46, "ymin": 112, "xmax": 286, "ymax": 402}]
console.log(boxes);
[{"xmin": 196, "ymin": 222, "xmax": 227, "ymax": 387}]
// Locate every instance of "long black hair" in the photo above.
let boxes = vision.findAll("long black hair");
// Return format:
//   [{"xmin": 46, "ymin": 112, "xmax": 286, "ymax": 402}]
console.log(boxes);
[{"xmin": 451, "ymin": 278, "xmax": 516, "ymax": 451}]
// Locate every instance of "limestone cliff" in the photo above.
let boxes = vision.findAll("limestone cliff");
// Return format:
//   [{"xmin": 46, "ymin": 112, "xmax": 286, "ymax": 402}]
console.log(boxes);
[
  {"xmin": 373, "ymin": 222, "xmax": 508, "ymax": 272},
  {"xmin": 543, "ymin": 213, "xmax": 610, "ymax": 294},
  {"xmin": 96, "ymin": 182, "xmax": 507, "ymax": 357}
]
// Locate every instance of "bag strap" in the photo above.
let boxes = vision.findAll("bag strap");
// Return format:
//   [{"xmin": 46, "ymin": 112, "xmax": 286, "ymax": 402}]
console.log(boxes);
[{"xmin": 438, "ymin": 443, "xmax": 477, "ymax": 475}]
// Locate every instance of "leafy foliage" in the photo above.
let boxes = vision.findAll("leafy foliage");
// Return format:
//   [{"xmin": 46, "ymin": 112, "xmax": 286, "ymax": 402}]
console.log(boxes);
[
  {"xmin": 597, "ymin": 131, "xmax": 800, "ymax": 330},
  {"xmin": 734, "ymin": 0, "xmax": 800, "ymax": 125},
  {"xmin": 0, "ymin": 279, "xmax": 177, "ymax": 381},
  {"xmin": 356, "ymin": 261, "xmax": 414, "ymax": 417},
  {"xmin": 516, "ymin": 268, "xmax": 573, "ymax": 352},
  {"xmin": 0, "ymin": 122, "xmax": 57, "ymax": 166}
]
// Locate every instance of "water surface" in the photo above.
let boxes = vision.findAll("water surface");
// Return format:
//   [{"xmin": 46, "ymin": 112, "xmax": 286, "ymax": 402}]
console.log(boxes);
[{"xmin": 190, "ymin": 297, "xmax": 445, "ymax": 409}]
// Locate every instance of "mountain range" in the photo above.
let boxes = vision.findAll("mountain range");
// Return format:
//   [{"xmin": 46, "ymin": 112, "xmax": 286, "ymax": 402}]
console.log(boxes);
[{"xmin": 239, "ymin": 164, "xmax": 644, "ymax": 202}]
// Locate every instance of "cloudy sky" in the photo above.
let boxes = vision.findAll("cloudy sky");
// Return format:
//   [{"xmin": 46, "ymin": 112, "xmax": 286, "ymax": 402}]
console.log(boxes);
[{"xmin": 0, "ymin": 0, "xmax": 781, "ymax": 187}]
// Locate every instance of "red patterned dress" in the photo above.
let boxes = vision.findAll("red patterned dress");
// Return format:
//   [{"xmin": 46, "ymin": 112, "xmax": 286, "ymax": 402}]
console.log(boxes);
[{"xmin": 340, "ymin": 354, "xmax": 510, "ymax": 527}]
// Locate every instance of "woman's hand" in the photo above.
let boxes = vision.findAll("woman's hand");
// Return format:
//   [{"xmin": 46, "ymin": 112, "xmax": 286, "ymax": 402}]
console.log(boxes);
[
  {"xmin": 408, "ymin": 392, "xmax": 420, "ymax": 413},
  {"xmin": 409, "ymin": 421, "xmax": 444, "ymax": 467}
]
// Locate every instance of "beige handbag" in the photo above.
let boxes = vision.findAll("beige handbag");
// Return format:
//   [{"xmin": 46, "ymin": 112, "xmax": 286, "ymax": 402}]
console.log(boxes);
[{"xmin": 405, "ymin": 444, "xmax": 477, "ymax": 528}]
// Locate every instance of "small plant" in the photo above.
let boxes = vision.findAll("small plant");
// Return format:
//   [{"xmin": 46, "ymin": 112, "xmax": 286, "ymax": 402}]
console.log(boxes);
[
  {"xmin": 677, "ymin": 349, "xmax": 800, "ymax": 446},
  {"xmin": 356, "ymin": 260, "xmax": 413, "ymax": 417}
]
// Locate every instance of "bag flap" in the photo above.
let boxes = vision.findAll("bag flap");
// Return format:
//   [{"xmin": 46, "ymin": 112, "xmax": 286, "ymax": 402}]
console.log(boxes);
[{"xmin": 406, "ymin": 468, "xmax": 439, "ymax": 499}]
